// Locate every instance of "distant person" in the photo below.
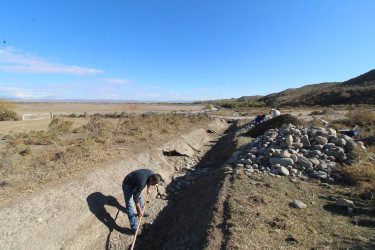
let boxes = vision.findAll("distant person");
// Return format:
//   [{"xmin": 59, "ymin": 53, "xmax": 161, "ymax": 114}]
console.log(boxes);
[
  {"xmin": 270, "ymin": 109, "xmax": 281, "ymax": 118},
  {"xmin": 122, "ymin": 169, "xmax": 162, "ymax": 235},
  {"xmin": 254, "ymin": 114, "xmax": 266, "ymax": 126}
]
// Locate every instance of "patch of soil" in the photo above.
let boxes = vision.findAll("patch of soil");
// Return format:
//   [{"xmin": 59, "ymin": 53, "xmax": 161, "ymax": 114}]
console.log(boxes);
[{"xmin": 246, "ymin": 114, "xmax": 306, "ymax": 138}]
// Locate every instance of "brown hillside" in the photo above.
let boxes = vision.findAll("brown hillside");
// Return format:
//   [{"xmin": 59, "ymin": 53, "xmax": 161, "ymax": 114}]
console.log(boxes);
[
  {"xmin": 343, "ymin": 69, "xmax": 375, "ymax": 86},
  {"xmin": 257, "ymin": 69, "xmax": 375, "ymax": 107}
]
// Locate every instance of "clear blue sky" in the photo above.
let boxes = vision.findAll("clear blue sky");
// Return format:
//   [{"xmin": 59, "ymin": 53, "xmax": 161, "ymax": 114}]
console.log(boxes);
[{"xmin": 1, "ymin": 0, "xmax": 375, "ymax": 102}]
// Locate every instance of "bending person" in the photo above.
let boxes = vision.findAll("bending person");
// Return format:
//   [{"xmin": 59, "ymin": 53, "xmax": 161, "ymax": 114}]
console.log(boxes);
[{"xmin": 122, "ymin": 169, "xmax": 162, "ymax": 235}]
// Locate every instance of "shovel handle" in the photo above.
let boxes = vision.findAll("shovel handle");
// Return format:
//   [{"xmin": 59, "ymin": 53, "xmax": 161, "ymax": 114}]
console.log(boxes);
[{"xmin": 130, "ymin": 192, "xmax": 149, "ymax": 250}]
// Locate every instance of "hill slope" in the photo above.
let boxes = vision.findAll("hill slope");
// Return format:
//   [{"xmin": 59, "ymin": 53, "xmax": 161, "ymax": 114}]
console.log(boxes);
[
  {"xmin": 258, "ymin": 69, "xmax": 375, "ymax": 107},
  {"xmin": 235, "ymin": 69, "xmax": 375, "ymax": 107}
]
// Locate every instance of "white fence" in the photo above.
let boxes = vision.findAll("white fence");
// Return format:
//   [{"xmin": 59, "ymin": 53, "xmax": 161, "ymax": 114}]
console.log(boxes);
[{"xmin": 22, "ymin": 111, "xmax": 53, "ymax": 121}]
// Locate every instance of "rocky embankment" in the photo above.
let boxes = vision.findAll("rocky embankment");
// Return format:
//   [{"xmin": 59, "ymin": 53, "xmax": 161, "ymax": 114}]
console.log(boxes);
[{"xmin": 227, "ymin": 124, "xmax": 366, "ymax": 182}]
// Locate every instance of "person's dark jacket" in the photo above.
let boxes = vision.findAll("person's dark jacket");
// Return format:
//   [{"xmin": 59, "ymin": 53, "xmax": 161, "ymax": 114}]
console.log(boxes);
[{"xmin": 123, "ymin": 169, "xmax": 155, "ymax": 204}]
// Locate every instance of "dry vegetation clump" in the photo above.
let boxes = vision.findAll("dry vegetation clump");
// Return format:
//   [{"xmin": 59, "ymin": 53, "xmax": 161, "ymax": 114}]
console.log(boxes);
[
  {"xmin": 341, "ymin": 146, "xmax": 375, "ymax": 194},
  {"xmin": 328, "ymin": 109, "xmax": 375, "ymax": 137},
  {"xmin": 48, "ymin": 118, "xmax": 74, "ymax": 134},
  {"xmin": 0, "ymin": 99, "xmax": 19, "ymax": 121},
  {"xmin": 9, "ymin": 130, "xmax": 59, "ymax": 146},
  {"xmin": 308, "ymin": 116, "xmax": 325, "ymax": 127},
  {"xmin": 346, "ymin": 109, "xmax": 375, "ymax": 126},
  {"xmin": 7, "ymin": 118, "xmax": 73, "ymax": 146},
  {"xmin": 328, "ymin": 119, "xmax": 349, "ymax": 131},
  {"xmin": 75, "ymin": 114, "xmax": 210, "ymax": 141}
]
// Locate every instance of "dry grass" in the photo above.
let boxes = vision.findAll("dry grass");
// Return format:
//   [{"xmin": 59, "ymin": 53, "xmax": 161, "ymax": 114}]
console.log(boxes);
[
  {"xmin": 347, "ymin": 109, "xmax": 375, "ymax": 126},
  {"xmin": 0, "ymin": 118, "xmax": 89, "ymax": 136},
  {"xmin": 0, "ymin": 113, "xmax": 211, "ymax": 206},
  {"xmin": 15, "ymin": 102, "xmax": 206, "ymax": 115},
  {"xmin": 9, "ymin": 130, "xmax": 59, "ymax": 146},
  {"xmin": 341, "ymin": 146, "xmax": 375, "ymax": 193},
  {"xmin": 0, "ymin": 99, "xmax": 19, "ymax": 121},
  {"xmin": 225, "ymin": 172, "xmax": 375, "ymax": 249}
]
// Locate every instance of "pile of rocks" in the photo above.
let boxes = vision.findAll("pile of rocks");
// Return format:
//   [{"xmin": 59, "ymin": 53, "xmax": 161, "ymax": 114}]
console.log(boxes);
[
  {"xmin": 227, "ymin": 124, "xmax": 366, "ymax": 183},
  {"xmin": 164, "ymin": 167, "xmax": 213, "ymax": 196}
]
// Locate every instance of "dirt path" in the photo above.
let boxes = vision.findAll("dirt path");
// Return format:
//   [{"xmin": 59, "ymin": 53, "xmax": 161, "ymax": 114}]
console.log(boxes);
[{"xmin": 0, "ymin": 119, "xmax": 231, "ymax": 249}]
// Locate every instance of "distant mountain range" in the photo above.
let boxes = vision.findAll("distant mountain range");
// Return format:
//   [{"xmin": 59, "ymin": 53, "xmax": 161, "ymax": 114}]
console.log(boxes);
[{"xmin": 235, "ymin": 69, "xmax": 375, "ymax": 107}]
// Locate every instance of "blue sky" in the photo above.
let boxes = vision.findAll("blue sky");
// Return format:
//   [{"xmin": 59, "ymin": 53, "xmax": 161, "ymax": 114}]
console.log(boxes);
[{"xmin": 1, "ymin": 1, "xmax": 375, "ymax": 102}]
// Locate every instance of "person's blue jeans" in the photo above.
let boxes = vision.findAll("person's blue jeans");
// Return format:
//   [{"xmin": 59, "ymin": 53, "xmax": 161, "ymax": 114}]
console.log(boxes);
[{"xmin": 122, "ymin": 184, "xmax": 143, "ymax": 229}]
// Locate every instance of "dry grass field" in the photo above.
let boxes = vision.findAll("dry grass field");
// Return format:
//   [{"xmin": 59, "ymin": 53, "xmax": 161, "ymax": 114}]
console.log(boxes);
[
  {"xmin": 0, "ymin": 104, "xmax": 212, "ymax": 206},
  {"xmin": 15, "ymin": 102, "xmax": 206, "ymax": 115},
  {"xmin": 0, "ymin": 102, "xmax": 206, "ymax": 135}
]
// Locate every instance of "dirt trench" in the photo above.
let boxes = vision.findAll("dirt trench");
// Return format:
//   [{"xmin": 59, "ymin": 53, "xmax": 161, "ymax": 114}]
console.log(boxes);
[
  {"xmin": 0, "ymin": 118, "xmax": 242, "ymax": 249},
  {"xmin": 132, "ymin": 122, "xmax": 239, "ymax": 250}
]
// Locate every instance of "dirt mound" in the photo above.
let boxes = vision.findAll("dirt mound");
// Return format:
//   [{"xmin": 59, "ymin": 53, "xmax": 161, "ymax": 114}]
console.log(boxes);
[{"xmin": 246, "ymin": 114, "xmax": 305, "ymax": 138}]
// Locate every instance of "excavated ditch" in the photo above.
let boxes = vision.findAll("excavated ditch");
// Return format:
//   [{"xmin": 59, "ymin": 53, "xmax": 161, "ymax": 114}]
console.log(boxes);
[
  {"xmin": 0, "ymin": 118, "xmax": 241, "ymax": 250},
  {"xmin": 105, "ymin": 119, "xmax": 240, "ymax": 250},
  {"xmin": 135, "ymin": 121, "xmax": 240, "ymax": 250}
]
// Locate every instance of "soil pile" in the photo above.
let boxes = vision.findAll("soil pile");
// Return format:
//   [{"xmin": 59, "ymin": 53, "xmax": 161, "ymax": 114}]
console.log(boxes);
[{"xmin": 246, "ymin": 114, "xmax": 305, "ymax": 138}]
